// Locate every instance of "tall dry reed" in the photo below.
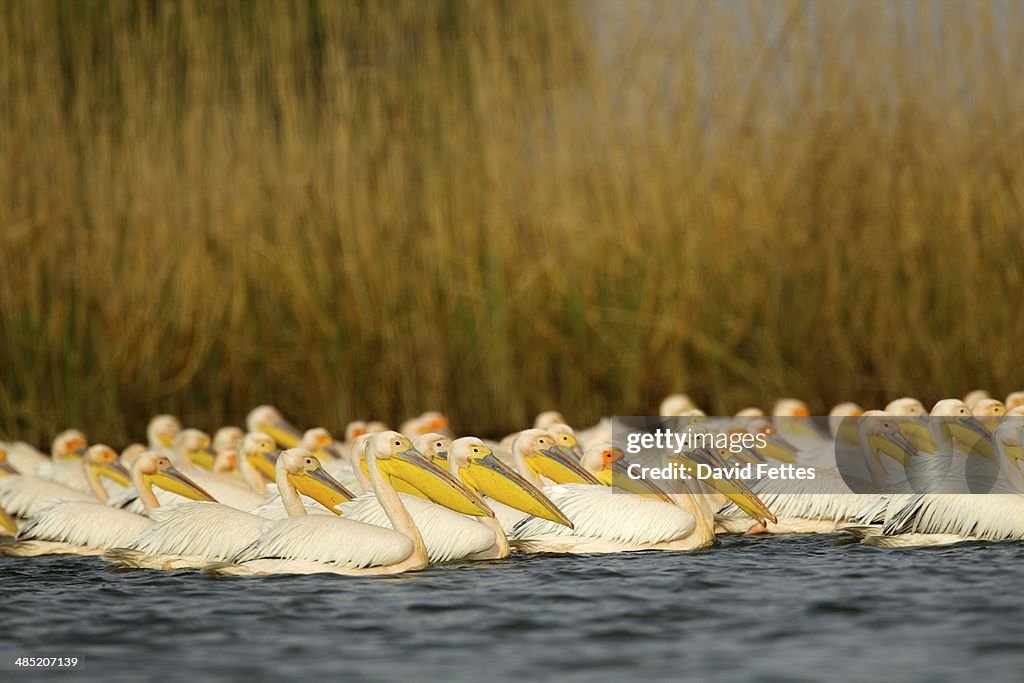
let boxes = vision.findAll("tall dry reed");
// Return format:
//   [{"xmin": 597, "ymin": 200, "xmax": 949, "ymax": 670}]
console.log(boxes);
[{"xmin": 2, "ymin": 0, "xmax": 1023, "ymax": 444}]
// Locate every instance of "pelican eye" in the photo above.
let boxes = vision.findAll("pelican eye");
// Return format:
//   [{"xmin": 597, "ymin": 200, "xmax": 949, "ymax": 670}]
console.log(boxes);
[
  {"xmin": 305, "ymin": 458, "xmax": 313, "ymax": 465},
  {"xmin": 394, "ymin": 440, "xmax": 401, "ymax": 446}
]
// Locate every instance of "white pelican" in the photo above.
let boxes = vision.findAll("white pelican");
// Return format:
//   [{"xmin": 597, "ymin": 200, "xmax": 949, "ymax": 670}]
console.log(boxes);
[
  {"xmin": 334, "ymin": 434, "xmax": 497, "ymax": 563},
  {"xmin": 246, "ymin": 405, "xmax": 304, "ymax": 447},
  {"xmin": 213, "ymin": 426, "xmax": 244, "ymax": 454},
  {"xmin": 508, "ymin": 432, "xmax": 774, "ymax": 554},
  {"xmin": 1, "ymin": 452, "xmax": 213, "ymax": 557},
  {"xmin": 772, "ymin": 399, "xmax": 830, "ymax": 450},
  {"xmin": 147, "ymin": 414, "xmax": 182, "ymax": 451},
  {"xmin": 1005, "ymin": 391, "xmax": 1024, "ymax": 411},
  {"xmin": 963, "ymin": 389, "xmax": 991, "ymax": 410},
  {"xmin": 1, "ymin": 441, "xmax": 48, "ymax": 475},
  {"xmin": 399, "ymin": 411, "xmax": 452, "ymax": 438},
  {"xmin": 0, "ymin": 444, "xmax": 130, "ymax": 520},
  {"xmin": 843, "ymin": 419, "xmax": 1024, "ymax": 546},
  {"xmin": 104, "ymin": 449, "xmax": 353, "ymax": 569},
  {"xmin": 534, "ymin": 411, "xmax": 567, "ymax": 430},
  {"xmin": 206, "ymin": 431, "xmax": 493, "ymax": 575},
  {"xmin": 659, "ymin": 393, "xmax": 697, "ymax": 416},
  {"xmin": 234, "ymin": 432, "xmax": 278, "ymax": 496},
  {"xmin": 32, "ymin": 430, "xmax": 90, "ymax": 490}
]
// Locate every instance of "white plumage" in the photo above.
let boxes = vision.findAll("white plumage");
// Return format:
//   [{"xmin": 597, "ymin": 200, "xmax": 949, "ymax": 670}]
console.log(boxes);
[
  {"xmin": 338, "ymin": 492, "xmax": 495, "ymax": 564},
  {"xmin": 4, "ymin": 500, "xmax": 152, "ymax": 556},
  {"xmin": 104, "ymin": 502, "xmax": 274, "ymax": 568},
  {"xmin": 510, "ymin": 484, "xmax": 695, "ymax": 552},
  {"xmin": 227, "ymin": 515, "xmax": 416, "ymax": 570},
  {"xmin": 856, "ymin": 493, "xmax": 1024, "ymax": 546},
  {"xmin": 2, "ymin": 442, "xmax": 49, "ymax": 475},
  {"xmin": 0, "ymin": 476, "xmax": 93, "ymax": 519}
]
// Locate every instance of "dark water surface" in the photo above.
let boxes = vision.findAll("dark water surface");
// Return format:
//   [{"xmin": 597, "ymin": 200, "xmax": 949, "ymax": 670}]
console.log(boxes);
[{"xmin": 2, "ymin": 535, "xmax": 1023, "ymax": 682}]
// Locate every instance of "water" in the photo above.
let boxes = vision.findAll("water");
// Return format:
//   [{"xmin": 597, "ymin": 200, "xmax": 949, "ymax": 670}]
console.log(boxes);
[{"xmin": 2, "ymin": 535, "xmax": 1023, "ymax": 682}]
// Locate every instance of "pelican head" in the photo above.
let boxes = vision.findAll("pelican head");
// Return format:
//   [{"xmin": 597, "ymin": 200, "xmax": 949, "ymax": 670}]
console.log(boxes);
[
  {"xmin": 735, "ymin": 407, "xmax": 766, "ymax": 418},
  {"xmin": 276, "ymin": 448, "xmax": 353, "ymax": 512},
  {"xmin": 298, "ymin": 427, "xmax": 334, "ymax": 452},
  {"xmin": 885, "ymin": 398, "xmax": 926, "ymax": 416},
  {"xmin": 1004, "ymin": 391, "xmax": 1024, "ymax": 411},
  {"xmin": 659, "ymin": 393, "xmax": 696, "ymax": 416},
  {"xmin": 548, "ymin": 423, "xmax": 584, "ymax": 460},
  {"xmin": 856, "ymin": 410, "xmax": 918, "ymax": 467},
  {"xmin": 344, "ymin": 421, "xmax": 368, "ymax": 442},
  {"xmin": 133, "ymin": 452, "xmax": 215, "ymax": 502},
  {"xmin": 963, "ymin": 389, "xmax": 991, "ymax": 410},
  {"xmin": 367, "ymin": 431, "xmax": 491, "ymax": 517},
  {"xmin": 239, "ymin": 432, "xmax": 280, "ymax": 481},
  {"xmin": 213, "ymin": 426, "xmax": 244, "ymax": 453},
  {"xmin": 84, "ymin": 444, "xmax": 131, "ymax": 487},
  {"xmin": 579, "ymin": 441, "xmax": 673, "ymax": 503},
  {"xmin": 512, "ymin": 429, "xmax": 600, "ymax": 485},
  {"xmin": 246, "ymin": 405, "xmax": 299, "ymax": 446},
  {"xmin": 0, "ymin": 450, "xmax": 19, "ymax": 476},
  {"xmin": 773, "ymin": 399, "xmax": 811, "ymax": 417},
  {"xmin": 173, "ymin": 429, "xmax": 217, "ymax": 471},
  {"xmin": 413, "ymin": 433, "xmax": 452, "ymax": 463},
  {"xmin": 213, "ymin": 450, "xmax": 237, "ymax": 473},
  {"xmin": 448, "ymin": 437, "xmax": 573, "ymax": 527},
  {"xmin": 993, "ymin": 418, "xmax": 1024, "ymax": 483},
  {"xmin": 399, "ymin": 411, "xmax": 451, "ymax": 437},
  {"xmin": 52, "ymin": 429, "xmax": 87, "ymax": 459},
  {"xmin": 533, "ymin": 411, "xmax": 567, "ymax": 430},
  {"xmin": 146, "ymin": 415, "xmax": 182, "ymax": 449},
  {"xmin": 931, "ymin": 398, "xmax": 971, "ymax": 417},
  {"xmin": 829, "ymin": 402, "xmax": 864, "ymax": 418},
  {"xmin": 973, "ymin": 398, "xmax": 1006, "ymax": 424}
]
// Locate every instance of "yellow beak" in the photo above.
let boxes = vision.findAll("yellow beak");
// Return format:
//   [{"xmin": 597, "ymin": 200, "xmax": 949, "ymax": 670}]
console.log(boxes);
[
  {"xmin": 525, "ymin": 447, "xmax": 601, "ymax": 485},
  {"xmin": 96, "ymin": 461, "xmax": 132, "ymax": 487},
  {"xmin": 754, "ymin": 436, "xmax": 799, "ymax": 464},
  {"xmin": 247, "ymin": 449, "xmax": 280, "ymax": 481},
  {"xmin": 599, "ymin": 460, "xmax": 675, "ymax": 504},
  {"xmin": 459, "ymin": 454, "xmax": 573, "ymax": 528},
  {"xmin": 901, "ymin": 419, "xmax": 935, "ymax": 453},
  {"xmin": 671, "ymin": 449, "xmax": 777, "ymax": 524},
  {"xmin": 190, "ymin": 447, "xmax": 218, "ymax": 471},
  {"xmin": 949, "ymin": 418, "xmax": 995, "ymax": 460},
  {"xmin": 147, "ymin": 466, "xmax": 217, "ymax": 502},
  {"xmin": 256, "ymin": 419, "xmax": 302, "ymax": 449},
  {"xmin": 287, "ymin": 467, "xmax": 354, "ymax": 515},
  {"xmin": 157, "ymin": 434, "xmax": 175, "ymax": 448},
  {"xmin": 377, "ymin": 449, "xmax": 493, "ymax": 517}
]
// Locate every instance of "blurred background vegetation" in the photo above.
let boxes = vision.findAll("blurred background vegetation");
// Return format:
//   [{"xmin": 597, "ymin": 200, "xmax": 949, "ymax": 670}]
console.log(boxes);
[{"xmin": 2, "ymin": 0, "xmax": 1023, "ymax": 445}]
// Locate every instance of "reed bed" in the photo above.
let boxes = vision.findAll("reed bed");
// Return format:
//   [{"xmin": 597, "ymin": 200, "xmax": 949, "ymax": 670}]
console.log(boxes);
[{"xmin": 2, "ymin": 0, "xmax": 1023, "ymax": 444}]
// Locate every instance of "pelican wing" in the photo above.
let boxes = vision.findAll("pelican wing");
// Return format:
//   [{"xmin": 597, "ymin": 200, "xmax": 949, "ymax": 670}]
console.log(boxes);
[
  {"xmin": 511, "ymin": 485, "xmax": 694, "ymax": 545},
  {"xmin": 16, "ymin": 500, "xmax": 151, "ymax": 550},
  {"xmin": 338, "ymin": 493, "xmax": 494, "ymax": 563},
  {"xmin": 232, "ymin": 515, "xmax": 414, "ymax": 569},
  {"xmin": 882, "ymin": 493, "xmax": 1024, "ymax": 541},
  {"xmin": 113, "ymin": 502, "xmax": 271, "ymax": 562},
  {"xmin": 4, "ymin": 442, "xmax": 49, "ymax": 475},
  {"xmin": 0, "ymin": 477, "xmax": 92, "ymax": 518},
  {"xmin": 722, "ymin": 469, "xmax": 876, "ymax": 522}
]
